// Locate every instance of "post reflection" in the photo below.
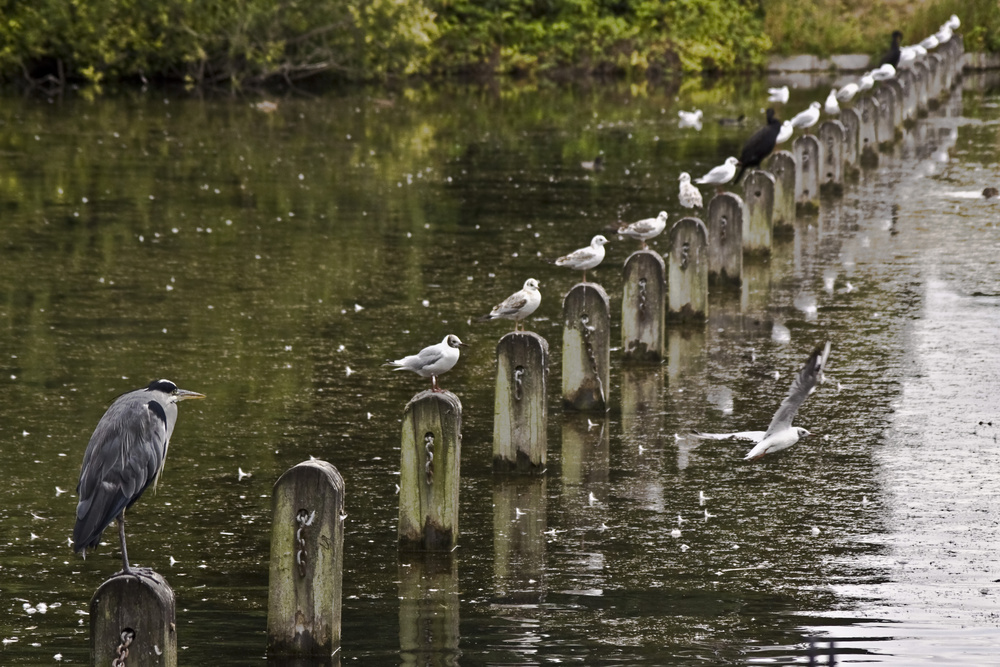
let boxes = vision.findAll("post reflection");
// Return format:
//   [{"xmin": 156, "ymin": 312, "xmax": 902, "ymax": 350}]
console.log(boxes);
[
  {"xmin": 493, "ymin": 477, "xmax": 547, "ymax": 603},
  {"xmin": 398, "ymin": 555, "xmax": 460, "ymax": 667}
]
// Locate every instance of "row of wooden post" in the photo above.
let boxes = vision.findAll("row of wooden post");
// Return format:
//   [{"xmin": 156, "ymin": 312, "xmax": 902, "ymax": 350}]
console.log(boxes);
[{"xmin": 86, "ymin": 35, "xmax": 965, "ymax": 666}]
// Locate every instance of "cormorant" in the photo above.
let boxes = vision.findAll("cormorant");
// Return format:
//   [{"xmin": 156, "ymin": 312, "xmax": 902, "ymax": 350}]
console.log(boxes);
[{"xmin": 733, "ymin": 108, "xmax": 782, "ymax": 186}]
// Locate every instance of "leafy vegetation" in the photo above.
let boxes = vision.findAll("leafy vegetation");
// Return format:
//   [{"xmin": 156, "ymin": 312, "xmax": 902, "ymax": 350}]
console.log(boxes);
[{"xmin": 0, "ymin": 0, "xmax": 994, "ymax": 89}]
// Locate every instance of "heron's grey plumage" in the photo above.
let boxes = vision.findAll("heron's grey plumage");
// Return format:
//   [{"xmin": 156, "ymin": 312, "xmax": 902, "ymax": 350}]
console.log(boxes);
[{"xmin": 73, "ymin": 379, "xmax": 204, "ymax": 572}]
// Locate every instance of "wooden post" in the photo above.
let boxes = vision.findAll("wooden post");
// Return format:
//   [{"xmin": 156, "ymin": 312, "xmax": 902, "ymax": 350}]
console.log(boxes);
[
  {"xmin": 886, "ymin": 80, "xmax": 905, "ymax": 126},
  {"xmin": 91, "ymin": 572, "xmax": 176, "ymax": 667},
  {"xmin": 705, "ymin": 193, "xmax": 745, "ymax": 287},
  {"xmin": 839, "ymin": 107, "xmax": 861, "ymax": 176},
  {"xmin": 666, "ymin": 217, "xmax": 709, "ymax": 323},
  {"xmin": 742, "ymin": 170, "xmax": 775, "ymax": 254},
  {"xmin": 873, "ymin": 86, "xmax": 896, "ymax": 148},
  {"xmin": 621, "ymin": 250, "xmax": 666, "ymax": 362},
  {"xmin": 493, "ymin": 331, "xmax": 548, "ymax": 472},
  {"xmin": 267, "ymin": 460, "xmax": 345, "ymax": 659},
  {"xmin": 562, "ymin": 283, "xmax": 611, "ymax": 412},
  {"xmin": 793, "ymin": 134, "xmax": 821, "ymax": 213},
  {"xmin": 398, "ymin": 555, "xmax": 460, "ymax": 665},
  {"xmin": 897, "ymin": 69, "xmax": 917, "ymax": 124},
  {"xmin": 927, "ymin": 54, "xmax": 943, "ymax": 103},
  {"xmin": 766, "ymin": 151, "xmax": 796, "ymax": 234},
  {"xmin": 492, "ymin": 477, "xmax": 547, "ymax": 599},
  {"xmin": 913, "ymin": 61, "xmax": 930, "ymax": 114},
  {"xmin": 399, "ymin": 391, "xmax": 462, "ymax": 551},
  {"xmin": 857, "ymin": 96, "xmax": 879, "ymax": 167},
  {"xmin": 818, "ymin": 120, "xmax": 845, "ymax": 196}
]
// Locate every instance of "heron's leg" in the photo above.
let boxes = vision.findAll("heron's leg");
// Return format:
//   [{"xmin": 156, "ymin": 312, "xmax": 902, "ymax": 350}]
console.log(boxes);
[{"xmin": 117, "ymin": 511, "xmax": 131, "ymax": 574}]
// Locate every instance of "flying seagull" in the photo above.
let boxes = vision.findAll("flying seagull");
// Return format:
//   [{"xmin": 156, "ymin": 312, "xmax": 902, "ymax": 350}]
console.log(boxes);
[{"xmin": 691, "ymin": 342, "xmax": 831, "ymax": 461}]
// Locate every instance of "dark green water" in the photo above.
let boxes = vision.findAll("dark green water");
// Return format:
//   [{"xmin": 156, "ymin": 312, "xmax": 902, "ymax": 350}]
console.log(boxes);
[{"xmin": 1, "ymin": 73, "xmax": 999, "ymax": 665}]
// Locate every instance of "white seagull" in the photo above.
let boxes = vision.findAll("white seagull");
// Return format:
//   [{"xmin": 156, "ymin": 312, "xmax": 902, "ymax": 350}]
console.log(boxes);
[
  {"xmin": 678, "ymin": 172, "xmax": 703, "ymax": 208},
  {"xmin": 824, "ymin": 89, "xmax": 840, "ymax": 115},
  {"xmin": 858, "ymin": 72, "xmax": 875, "ymax": 92},
  {"xmin": 696, "ymin": 157, "xmax": 739, "ymax": 190},
  {"xmin": 386, "ymin": 334, "xmax": 467, "ymax": 393},
  {"xmin": 767, "ymin": 86, "xmax": 790, "ymax": 104},
  {"xmin": 478, "ymin": 278, "xmax": 541, "ymax": 332},
  {"xmin": 920, "ymin": 34, "xmax": 939, "ymax": 50},
  {"xmin": 947, "ymin": 14, "xmax": 960, "ymax": 30},
  {"xmin": 790, "ymin": 102, "xmax": 821, "ymax": 129},
  {"xmin": 775, "ymin": 120, "xmax": 794, "ymax": 145},
  {"xmin": 555, "ymin": 235, "xmax": 609, "ymax": 283},
  {"xmin": 678, "ymin": 109, "xmax": 703, "ymax": 129},
  {"xmin": 836, "ymin": 83, "xmax": 859, "ymax": 103},
  {"xmin": 898, "ymin": 46, "xmax": 917, "ymax": 67},
  {"xmin": 618, "ymin": 211, "xmax": 668, "ymax": 249},
  {"xmin": 871, "ymin": 63, "xmax": 896, "ymax": 81},
  {"xmin": 690, "ymin": 342, "xmax": 831, "ymax": 461}
]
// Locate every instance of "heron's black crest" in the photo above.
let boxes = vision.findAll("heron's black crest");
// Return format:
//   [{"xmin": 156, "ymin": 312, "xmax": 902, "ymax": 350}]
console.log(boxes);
[{"xmin": 147, "ymin": 379, "xmax": 178, "ymax": 393}]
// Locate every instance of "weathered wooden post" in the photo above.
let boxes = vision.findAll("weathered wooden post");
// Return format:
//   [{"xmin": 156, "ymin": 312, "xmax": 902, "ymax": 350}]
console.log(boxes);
[
  {"xmin": 399, "ymin": 391, "xmax": 462, "ymax": 551},
  {"xmin": 742, "ymin": 170, "xmax": 775, "ymax": 253},
  {"xmin": 913, "ymin": 60, "xmax": 930, "ymax": 114},
  {"xmin": 766, "ymin": 151, "xmax": 796, "ymax": 234},
  {"xmin": 666, "ymin": 218, "xmax": 709, "ymax": 322},
  {"xmin": 493, "ymin": 477, "xmax": 547, "ymax": 598},
  {"xmin": 818, "ymin": 120, "xmax": 845, "ymax": 196},
  {"xmin": 927, "ymin": 54, "xmax": 943, "ymax": 103},
  {"xmin": 705, "ymin": 193, "xmax": 745, "ymax": 286},
  {"xmin": 398, "ymin": 555, "xmax": 460, "ymax": 665},
  {"xmin": 493, "ymin": 331, "xmax": 548, "ymax": 472},
  {"xmin": 897, "ymin": 69, "xmax": 917, "ymax": 124},
  {"xmin": 91, "ymin": 572, "xmax": 176, "ymax": 667},
  {"xmin": 793, "ymin": 134, "xmax": 821, "ymax": 212},
  {"xmin": 856, "ymin": 96, "xmax": 879, "ymax": 166},
  {"xmin": 839, "ymin": 108, "xmax": 861, "ymax": 174},
  {"xmin": 562, "ymin": 283, "xmax": 610, "ymax": 411},
  {"xmin": 267, "ymin": 460, "xmax": 345, "ymax": 659},
  {"xmin": 886, "ymin": 79, "xmax": 905, "ymax": 127},
  {"xmin": 621, "ymin": 250, "xmax": 666, "ymax": 362},
  {"xmin": 873, "ymin": 86, "xmax": 896, "ymax": 148}
]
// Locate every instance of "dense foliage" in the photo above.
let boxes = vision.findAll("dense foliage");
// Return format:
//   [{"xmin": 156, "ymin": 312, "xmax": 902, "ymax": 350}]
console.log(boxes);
[{"xmin": 0, "ymin": 0, "xmax": 994, "ymax": 88}]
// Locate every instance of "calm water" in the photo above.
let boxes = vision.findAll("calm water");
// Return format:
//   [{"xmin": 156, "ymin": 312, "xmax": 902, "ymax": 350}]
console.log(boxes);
[{"xmin": 1, "ymin": 72, "xmax": 999, "ymax": 665}]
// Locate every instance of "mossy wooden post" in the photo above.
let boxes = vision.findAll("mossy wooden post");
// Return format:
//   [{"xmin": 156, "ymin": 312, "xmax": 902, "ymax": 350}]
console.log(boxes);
[
  {"xmin": 839, "ymin": 108, "xmax": 861, "ymax": 169},
  {"xmin": 913, "ymin": 61, "xmax": 930, "ymax": 113},
  {"xmin": 493, "ymin": 331, "xmax": 548, "ymax": 472},
  {"xmin": 90, "ymin": 572, "xmax": 176, "ymax": 667},
  {"xmin": 873, "ymin": 86, "xmax": 895, "ymax": 148},
  {"xmin": 886, "ymin": 80, "xmax": 905, "ymax": 126},
  {"xmin": 857, "ymin": 96, "xmax": 878, "ymax": 167},
  {"xmin": 793, "ymin": 135, "xmax": 821, "ymax": 213},
  {"xmin": 399, "ymin": 390, "xmax": 462, "ymax": 551},
  {"xmin": 621, "ymin": 250, "xmax": 666, "ymax": 362},
  {"xmin": 705, "ymin": 193, "xmax": 745, "ymax": 287},
  {"xmin": 818, "ymin": 120, "xmax": 845, "ymax": 196},
  {"xmin": 766, "ymin": 151, "xmax": 796, "ymax": 233},
  {"xmin": 927, "ymin": 54, "xmax": 942, "ymax": 100},
  {"xmin": 562, "ymin": 283, "xmax": 610, "ymax": 412},
  {"xmin": 666, "ymin": 218, "xmax": 709, "ymax": 323},
  {"xmin": 742, "ymin": 170, "xmax": 775, "ymax": 254},
  {"xmin": 398, "ymin": 555, "xmax": 460, "ymax": 666},
  {"xmin": 267, "ymin": 460, "xmax": 345, "ymax": 659},
  {"xmin": 897, "ymin": 69, "xmax": 917, "ymax": 123}
]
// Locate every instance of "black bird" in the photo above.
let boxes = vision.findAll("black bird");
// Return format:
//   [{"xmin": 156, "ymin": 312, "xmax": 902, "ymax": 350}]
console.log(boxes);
[
  {"xmin": 732, "ymin": 108, "xmax": 782, "ymax": 186},
  {"xmin": 880, "ymin": 30, "xmax": 903, "ymax": 67},
  {"xmin": 73, "ymin": 379, "xmax": 205, "ymax": 573}
]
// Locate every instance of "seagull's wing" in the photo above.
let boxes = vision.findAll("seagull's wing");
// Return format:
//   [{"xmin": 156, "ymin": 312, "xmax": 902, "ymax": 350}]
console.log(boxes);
[
  {"xmin": 390, "ymin": 343, "xmax": 444, "ymax": 371},
  {"xmin": 762, "ymin": 342, "xmax": 831, "ymax": 437},
  {"xmin": 620, "ymin": 218, "xmax": 656, "ymax": 236},
  {"xmin": 491, "ymin": 291, "xmax": 528, "ymax": 318},
  {"xmin": 690, "ymin": 430, "xmax": 766, "ymax": 443},
  {"xmin": 696, "ymin": 164, "xmax": 725, "ymax": 183},
  {"xmin": 556, "ymin": 247, "xmax": 592, "ymax": 266}
]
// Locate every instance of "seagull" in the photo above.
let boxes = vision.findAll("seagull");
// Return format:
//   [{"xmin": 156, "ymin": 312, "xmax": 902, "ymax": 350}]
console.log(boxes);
[
  {"xmin": 696, "ymin": 157, "xmax": 739, "ymax": 191},
  {"xmin": 478, "ymin": 278, "xmax": 541, "ymax": 331},
  {"xmin": 898, "ymin": 46, "xmax": 917, "ymax": 67},
  {"xmin": 554, "ymin": 235, "xmax": 608, "ymax": 283},
  {"xmin": 678, "ymin": 109, "xmax": 703, "ymax": 129},
  {"xmin": 871, "ymin": 63, "xmax": 896, "ymax": 81},
  {"xmin": 935, "ymin": 25, "xmax": 952, "ymax": 44},
  {"xmin": 775, "ymin": 120, "xmax": 793, "ymax": 145},
  {"xmin": 880, "ymin": 30, "xmax": 903, "ymax": 67},
  {"xmin": 733, "ymin": 108, "xmax": 782, "ymax": 185},
  {"xmin": 858, "ymin": 72, "xmax": 875, "ymax": 92},
  {"xmin": 581, "ymin": 155, "xmax": 604, "ymax": 171},
  {"xmin": 690, "ymin": 342, "xmax": 832, "ymax": 461},
  {"xmin": 824, "ymin": 89, "xmax": 840, "ymax": 115},
  {"xmin": 767, "ymin": 85, "xmax": 789, "ymax": 104},
  {"xmin": 912, "ymin": 43, "xmax": 927, "ymax": 57},
  {"xmin": 790, "ymin": 102, "xmax": 821, "ymax": 129},
  {"xmin": 385, "ymin": 334, "xmax": 467, "ymax": 392},
  {"xmin": 618, "ymin": 211, "xmax": 668, "ymax": 249},
  {"xmin": 836, "ymin": 83, "xmax": 859, "ymax": 102},
  {"xmin": 947, "ymin": 14, "xmax": 960, "ymax": 30},
  {"xmin": 920, "ymin": 34, "xmax": 939, "ymax": 50},
  {"xmin": 678, "ymin": 172, "xmax": 703, "ymax": 208}
]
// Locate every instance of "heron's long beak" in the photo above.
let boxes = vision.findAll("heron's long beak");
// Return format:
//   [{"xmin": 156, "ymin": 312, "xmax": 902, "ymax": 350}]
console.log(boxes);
[{"xmin": 176, "ymin": 389, "xmax": 206, "ymax": 401}]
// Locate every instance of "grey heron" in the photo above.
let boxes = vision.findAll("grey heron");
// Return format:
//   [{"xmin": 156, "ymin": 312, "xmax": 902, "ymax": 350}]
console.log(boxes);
[{"xmin": 73, "ymin": 379, "xmax": 205, "ymax": 573}]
